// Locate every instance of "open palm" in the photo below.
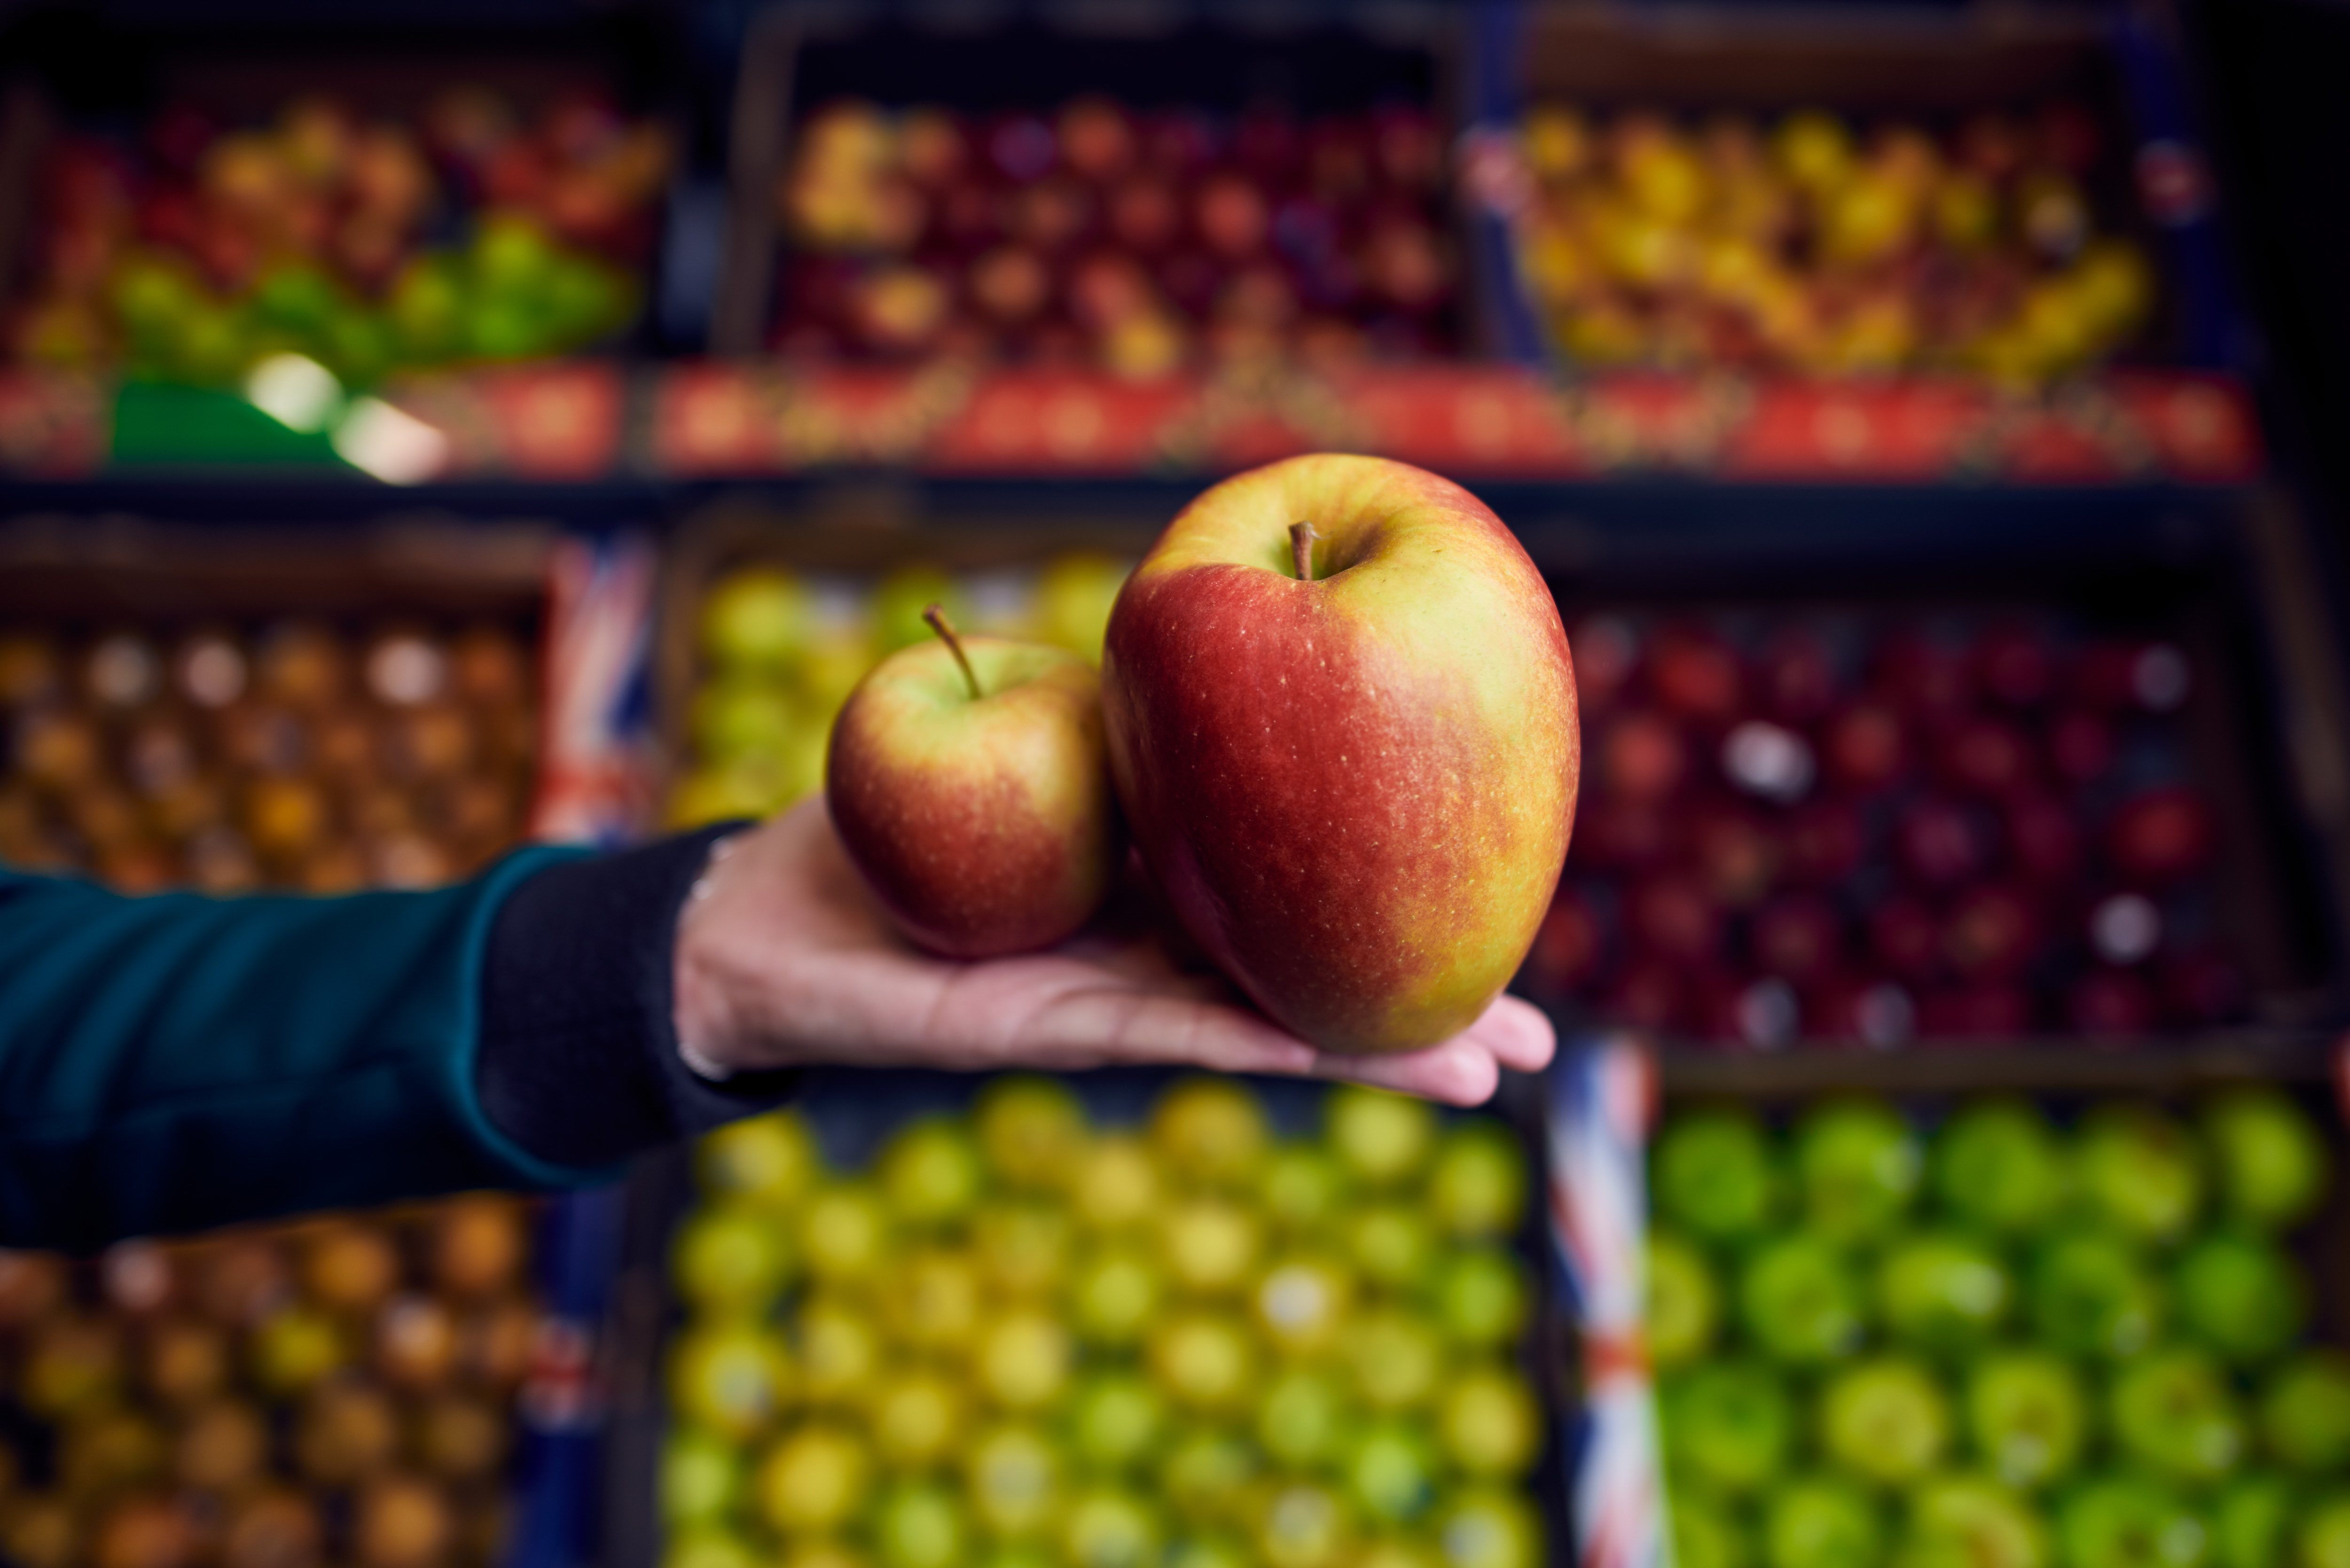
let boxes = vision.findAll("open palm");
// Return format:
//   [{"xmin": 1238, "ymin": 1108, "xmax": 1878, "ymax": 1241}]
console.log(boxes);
[{"xmin": 674, "ymin": 798, "xmax": 1555, "ymax": 1105}]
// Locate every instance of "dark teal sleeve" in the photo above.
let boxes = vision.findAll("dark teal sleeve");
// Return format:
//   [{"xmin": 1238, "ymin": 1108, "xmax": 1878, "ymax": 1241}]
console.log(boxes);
[{"xmin": 0, "ymin": 849, "xmax": 606, "ymax": 1251}]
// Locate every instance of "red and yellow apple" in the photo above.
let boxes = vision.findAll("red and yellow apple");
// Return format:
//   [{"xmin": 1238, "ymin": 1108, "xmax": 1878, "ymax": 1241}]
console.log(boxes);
[
  {"xmin": 828, "ymin": 608, "xmax": 1120, "ymax": 958},
  {"xmin": 1101, "ymin": 454, "xmax": 1579, "ymax": 1053}
]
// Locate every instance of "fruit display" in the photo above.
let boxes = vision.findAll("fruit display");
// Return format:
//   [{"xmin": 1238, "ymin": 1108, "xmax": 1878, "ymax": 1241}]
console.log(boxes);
[
  {"xmin": 667, "ymin": 552, "xmax": 1132, "ymax": 830},
  {"xmin": 0, "ymin": 617, "xmax": 539, "ymax": 890},
  {"xmin": 1102, "ymin": 454, "xmax": 1578, "ymax": 1055},
  {"xmin": 1521, "ymin": 608, "xmax": 2248, "ymax": 1045},
  {"xmin": 660, "ymin": 1077, "xmax": 1548, "ymax": 1568},
  {"xmin": 772, "ymin": 96, "xmax": 1459, "ymax": 372},
  {"xmin": 1648, "ymin": 1089, "xmax": 2347, "ymax": 1568},
  {"xmin": 8, "ymin": 86, "xmax": 670, "ymax": 386},
  {"xmin": 0, "ymin": 1195, "xmax": 543, "ymax": 1568},
  {"xmin": 1512, "ymin": 102, "xmax": 2155, "ymax": 383}
]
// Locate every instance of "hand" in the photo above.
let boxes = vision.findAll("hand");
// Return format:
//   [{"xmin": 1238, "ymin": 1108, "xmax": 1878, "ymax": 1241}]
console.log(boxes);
[{"xmin": 673, "ymin": 798, "xmax": 1555, "ymax": 1106}]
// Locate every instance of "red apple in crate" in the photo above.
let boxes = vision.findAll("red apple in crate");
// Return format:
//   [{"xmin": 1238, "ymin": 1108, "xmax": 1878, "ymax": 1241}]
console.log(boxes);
[
  {"xmin": 2107, "ymin": 787, "xmax": 2213, "ymax": 884},
  {"xmin": 1872, "ymin": 634, "xmax": 1973, "ymax": 720},
  {"xmin": 1941, "ymin": 884, "xmax": 2038, "ymax": 979},
  {"xmin": 1646, "ymin": 625, "xmax": 1741, "ymax": 725},
  {"xmin": 2005, "ymin": 793, "xmax": 2084, "ymax": 885},
  {"xmin": 2047, "ymin": 708, "xmax": 2115, "ymax": 783},
  {"xmin": 1974, "ymin": 624, "xmax": 2054, "ymax": 707},
  {"xmin": 1896, "ymin": 797, "xmax": 1989, "ymax": 886},
  {"xmin": 1598, "ymin": 709, "xmax": 1684, "ymax": 802},
  {"xmin": 1527, "ymin": 889, "xmax": 1605, "ymax": 993},
  {"xmin": 1758, "ymin": 630, "xmax": 1838, "ymax": 723},
  {"xmin": 829, "ymin": 608, "xmax": 1122, "ymax": 959},
  {"xmin": 1868, "ymin": 895, "xmax": 1942, "ymax": 982},
  {"xmin": 1572, "ymin": 798, "xmax": 1668, "ymax": 873},
  {"xmin": 1824, "ymin": 701, "xmax": 1907, "ymax": 791},
  {"xmin": 1751, "ymin": 893, "xmax": 1842, "ymax": 982},
  {"xmin": 1101, "ymin": 455, "xmax": 1579, "ymax": 1053},
  {"xmin": 1918, "ymin": 984, "xmax": 2032, "ymax": 1040},
  {"xmin": 1937, "ymin": 716, "xmax": 2035, "ymax": 797},
  {"xmin": 1627, "ymin": 873, "xmax": 1719, "ymax": 964},
  {"xmin": 1784, "ymin": 800, "xmax": 1866, "ymax": 885}
]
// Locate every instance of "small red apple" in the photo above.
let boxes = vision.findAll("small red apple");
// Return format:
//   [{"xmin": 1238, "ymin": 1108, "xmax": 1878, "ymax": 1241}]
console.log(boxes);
[
  {"xmin": 1627, "ymin": 873, "xmax": 1719, "ymax": 965},
  {"xmin": 1606, "ymin": 960, "xmax": 1686, "ymax": 1034},
  {"xmin": 1598, "ymin": 710, "xmax": 1685, "ymax": 802},
  {"xmin": 1108, "ymin": 177, "xmax": 1183, "ymax": 253},
  {"xmin": 2162, "ymin": 947, "xmax": 2244, "ymax": 1024},
  {"xmin": 1757, "ymin": 630, "xmax": 1838, "ymax": 723},
  {"xmin": 1895, "ymin": 797, "xmax": 1988, "ymax": 886},
  {"xmin": 1059, "ymin": 96, "xmax": 1136, "ymax": 182},
  {"xmin": 1568, "ymin": 618, "xmax": 1639, "ymax": 713},
  {"xmin": 1233, "ymin": 112, "xmax": 1303, "ymax": 184},
  {"xmin": 970, "ymin": 245, "xmax": 1052, "ymax": 325},
  {"xmin": 829, "ymin": 607, "xmax": 1121, "ymax": 957},
  {"xmin": 1692, "ymin": 803, "xmax": 1781, "ymax": 906},
  {"xmin": 1750, "ymin": 892, "xmax": 1842, "ymax": 982},
  {"xmin": 1867, "ymin": 895, "xmax": 1942, "ymax": 981},
  {"xmin": 989, "ymin": 115, "xmax": 1058, "ymax": 181},
  {"xmin": 1569, "ymin": 799, "xmax": 1669, "ymax": 873},
  {"xmin": 1807, "ymin": 975, "xmax": 1916, "ymax": 1048},
  {"xmin": 1783, "ymin": 801, "xmax": 1867, "ymax": 886},
  {"xmin": 1871, "ymin": 634, "xmax": 1973, "ymax": 720},
  {"xmin": 1823, "ymin": 702, "xmax": 1907, "ymax": 792},
  {"xmin": 1647, "ymin": 624, "xmax": 1741, "ymax": 724},
  {"xmin": 2107, "ymin": 787, "xmax": 2213, "ymax": 884},
  {"xmin": 1918, "ymin": 984, "xmax": 2032, "ymax": 1040},
  {"xmin": 1527, "ymin": 889, "xmax": 1605, "ymax": 993},
  {"xmin": 2046, "ymin": 708, "xmax": 2115, "ymax": 783},
  {"xmin": 1196, "ymin": 174, "xmax": 1270, "ymax": 258},
  {"xmin": 1940, "ymin": 884, "xmax": 2037, "ymax": 979},
  {"xmin": 2004, "ymin": 793, "xmax": 2083, "ymax": 885},
  {"xmin": 1973, "ymin": 624, "xmax": 2054, "ymax": 707},
  {"xmin": 1936, "ymin": 716, "xmax": 2036, "ymax": 798},
  {"xmin": 2067, "ymin": 968, "xmax": 2154, "ymax": 1039}
]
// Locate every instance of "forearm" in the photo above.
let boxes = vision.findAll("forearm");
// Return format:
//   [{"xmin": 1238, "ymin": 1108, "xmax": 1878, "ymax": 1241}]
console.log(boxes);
[{"xmin": 0, "ymin": 826, "xmax": 783, "ymax": 1250}]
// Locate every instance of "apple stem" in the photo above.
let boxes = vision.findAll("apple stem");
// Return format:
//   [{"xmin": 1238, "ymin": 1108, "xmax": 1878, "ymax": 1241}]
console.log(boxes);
[
  {"xmin": 923, "ymin": 602, "xmax": 983, "ymax": 700},
  {"xmin": 1290, "ymin": 522, "xmax": 1318, "ymax": 582}
]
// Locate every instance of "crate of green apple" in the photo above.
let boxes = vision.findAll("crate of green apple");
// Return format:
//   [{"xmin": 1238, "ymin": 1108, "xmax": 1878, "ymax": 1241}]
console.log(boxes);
[
  {"xmin": 1645, "ymin": 1065, "xmax": 2350, "ymax": 1568},
  {"xmin": 6, "ymin": 81, "xmax": 669, "ymax": 386},
  {"xmin": 1520, "ymin": 605, "xmax": 2308, "ymax": 1048},
  {"xmin": 617, "ymin": 1070, "xmax": 1562, "ymax": 1568}
]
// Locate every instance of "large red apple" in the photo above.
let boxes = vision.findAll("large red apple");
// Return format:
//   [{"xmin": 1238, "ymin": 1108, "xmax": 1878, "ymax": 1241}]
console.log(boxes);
[
  {"xmin": 1101, "ymin": 455, "xmax": 1579, "ymax": 1053},
  {"xmin": 829, "ymin": 608, "xmax": 1121, "ymax": 958}
]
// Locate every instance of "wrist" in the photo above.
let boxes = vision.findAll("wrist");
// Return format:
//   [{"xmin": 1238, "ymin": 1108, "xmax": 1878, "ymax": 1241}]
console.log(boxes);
[{"xmin": 673, "ymin": 830, "xmax": 754, "ymax": 1078}]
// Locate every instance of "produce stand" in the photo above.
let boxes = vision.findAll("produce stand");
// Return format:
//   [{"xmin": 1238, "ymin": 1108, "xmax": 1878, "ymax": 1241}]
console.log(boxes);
[{"xmin": 1, "ymin": 1, "xmax": 2350, "ymax": 1567}]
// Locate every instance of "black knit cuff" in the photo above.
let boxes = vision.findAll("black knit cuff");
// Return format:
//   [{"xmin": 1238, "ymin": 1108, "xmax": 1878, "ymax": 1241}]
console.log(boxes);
[{"xmin": 475, "ymin": 823, "xmax": 799, "ymax": 1170}]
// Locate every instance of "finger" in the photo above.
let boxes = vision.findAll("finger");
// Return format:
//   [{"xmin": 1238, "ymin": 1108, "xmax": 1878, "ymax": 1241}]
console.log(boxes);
[
  {"xmin": 1027, "ymin": 984, "xmax": 1320, "ymax": 1078},
  {"xmin": 1465, "ymin": 994, "xmax": 1557, "ymax": 1075},
  {"xmin": 1306, "ymin": 1038, "xmax": 1501, "ymax": 1107}
]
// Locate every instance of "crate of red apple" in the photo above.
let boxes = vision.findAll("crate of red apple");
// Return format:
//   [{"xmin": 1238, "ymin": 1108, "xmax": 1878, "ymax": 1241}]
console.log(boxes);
[
  {"xmin": 1520, "ymin": 611, "xmax": 2285, "ymax": 1046},
  {"xmin": 767, "ymin": 95, "xmax": 1457, "ymax": 374},
  {"xmin": 6, "ymin": 85, "xmax": 669, "ymax": 387}
]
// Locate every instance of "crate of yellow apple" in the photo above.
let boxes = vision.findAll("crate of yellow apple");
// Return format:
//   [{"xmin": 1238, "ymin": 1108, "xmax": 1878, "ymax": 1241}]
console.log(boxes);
[
  {"xmin": 667, "ymin": 553, "xmax": 1133, "ymax": 829},
  {"xmin": 659, "ymin": 1078, "xmax": 1553, "ymax": 1568}
]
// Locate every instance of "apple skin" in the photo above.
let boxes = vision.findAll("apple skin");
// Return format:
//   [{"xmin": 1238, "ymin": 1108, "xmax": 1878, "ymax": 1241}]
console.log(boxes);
[
  {"xmin": 1101, "ymin": 455, "xmax": 1578, "ymax": 1053},
  {"xmin": 828, "ymin": 634, "xmax": 1121, "ymax": 959}
]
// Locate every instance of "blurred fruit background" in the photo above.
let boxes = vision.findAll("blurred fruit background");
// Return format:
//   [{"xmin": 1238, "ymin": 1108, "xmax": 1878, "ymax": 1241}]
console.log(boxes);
[
  {"xmin": 657, "ymin": 1079, "xmax": 1547, "ymax": 1568},
  {"xmin": 7, "ymin": 86, "xmax": 667, "ymax": 387},
  {"xmin": 1512, "ymin": 103, "xmax": 2154, "ymax": 383},
  {"xmin": 1649, "ymin": 1088, "xmax": 2346, "ymax": 1568},
  {"xmin": 771, "ymin": 96, "xmax": 1457, "ymax": 373}
]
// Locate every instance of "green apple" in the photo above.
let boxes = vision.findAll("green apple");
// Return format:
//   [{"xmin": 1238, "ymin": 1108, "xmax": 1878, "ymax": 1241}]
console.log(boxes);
[
  {"xmin": 1878, "ymin": 1231, "xmax": 2013, "ymax": 1355},
  {"xmin": 1347, "ymin": 1424, "xmax": 1441, "ymax": 1526},
  {"xmin": 1068, "ymin": 1372, "xmax": 1164, "ymax": 1473},
  {"xmin": 1818, "ymin": 1357, "xmax": 1950, "ymax": 1486},
  {"xmin": 669, "ymin": 1322, "xmax": 790, "ymax": 1440},
  {"xmin": 1255, "ymin": 1482, "xmax": 1349, "ymax": 1568},
  {"xmin": 1347, "ymin": 1203, "xmax": 1435, "ymax": 1292},
  {"xmin": 1150, "ymin": 1312, "xmax": 1258, "ymax": 1415},
  {"xmin": 873, "ymin": 567, "xmax": 970, "ymax": 653},
  {"xmin": 1153, "ymin": 1078, "xmax": 1271, "ymax": 1189},
  {"xmin": 2111, "ymin": 1347, "xmax": 2247, "ymax": 1484},
  {"xmin": 1764, "ymin": 1476, "xmax": 1878, "ymax": 1568},
  {"xmin": 1164, "ymin": 1199, "xmax": 1264, "ymax": 1296},
  {"xmin": 1254, "ymin": 1255, "xmax": 1353, "ymax": 1357},
  {"xmin": 975, "ymin": 1309, "xmax": 1071, "ymax": 1412},
  {"xmin": 1256, "ymin": 1367, "xmax": 1348, "ymax": 1469},
  {"xmin": 1158, "ymin": 1429, "xmax": 1258, "ymax": 1525},
  {"xmin": 1739, "ymin": 1235, "xmax": 1865, "ymax": 1365},
  {"xmin": 1438, "ymin": 1367, "xmax": 1539, "ymax": 1479},
  {"xmin": 755, "ymin": 1423, "xmax": 871, "ymax": 1534},
  {"xmin": 702, "ymin": 567, "xmax": 815, "ymax": 672},
  {"xmin": 690, "ymin": 679, "xmax": 798, "ymax": 765},
  {"xmin": 1432, "ymin": 1488, "xmax": 1541, "ymax": 1568},
  {"xmin": 1328, "ymin": 1086, "xmax": 1437, "ymax": 1188},
  {"xmin": 1933, "ymin": 1099, "xmax": 2068, "ymax": 1236},
  {"xmin": 796, "ymin": 1299, "xmax": 880, "ymax": 1407},
  {"xmin": 1669, "ymin": 1490, "xmax": 1747, "ymax": 1568},
  {"xmin": 2213, "ymin": 1474, "xmax": 2295, "ymax": 1568},
  {"xmin": 1064, "ymin": 1487, "xmax": 1164, "ymax": 1568},
  {"xmin": 883, "ymin": 1250, "xmax": 981, "ymax": 1354},
  {"xmin": 2299, "ymin": 1493, "xmax": 2350, "ymax": 1568},
  {"xmin": 1966, "ymin": 1350, "xmax": 2088, "ymax": 1490},
  {"xmin": 965, "ymin": 1424, "xmax": 1060, "ymax": 1539},
  {"xmin": 798, "ymin": 1183, "xmax": 890, "ymax": 1286},
  {"xmin": 672, "ymin": 1205, "xmax": 792, "ymax": 1313},
  {"xmin": 2204, "ymin": 1090, "xmax": 2329, "ymax": 1233},
  {"xmin": 1904, "ymin": 1475, "xmax": 2046, "ymax": 1568},
  {"xmin": 974, "ymin": 1202, "xmax": 1073, "ymax": 1298},
  {"xmin": 665, "ymin": 1527, "xmax": 760, "ymax": 1568},
  {"xmin": 1654, "ymin": 1109, "xmax": 1783, "ymax": 1242},
  {"xmin": 1355, "ymin": 1539, "xmax": 1441, "ymax": 1568},
  {"xmin": 2030, "ymin": 1233, "xmax": 2166, "ymax": 1358},
  {"xmin": 1794, "ymin": 1098, "xmax": 1922, "ymax": 1244},
  {"xmin": 661, "ymin": 1427, "xmax": 740, "ymax": 1528},
  {"xmin": 1165, "ymin": 1537, "xmax": 1253, "ymax": 1568},
  {"xmin": 1032, "ymin": 554, "xmax": 1131, "ymax": 662},
  {"xmin": 1434, "ymin": 1248, "xmax": 1528, "ymax": 1350},
  {"xmin": 1261, "ymin": 1146, "xmax": 1350, "ymax": 1233},
  {"xmin": 1073, "ymin": 1249, "xmax": 1163, "ymax": 1349},
  {"xmin": 1648, "ymin": 1232, "xmax": 1721, "ymax": 1370},
  {"xmin": 974, "ymin": 1076, "xmax": 1088, "ymax": 1192},
  {"xmin": 1343, "ymin": 1309, "xmax": 1444, "ymax": 1413},
  {"xmin": 877, "ymin": 1118, "xmax": 983, "ymax": 1228},
  {"xmin": 1662, "ymin": 1360, "xmax": 1794, "ymax": 1496},
  {"xmin": 1100, "ymin": 454, "xmax": 1579, "ymax": 1053},
  {"xmin": 2055, "ymin": 1475, "xmax": 2207, "ymax": 1568},
  {"xmin": 698, "ymin": 1111, "xmax": 819, "ymax": 1207},
  {"xmin": 1428, "ymin": 1121, "xmax": 1528, "ymax": 1238},
  {"xmin": 2259, "ymin": 1352, "xmax": 2350, "ymax": 1473},
  {"xmin": 870, "ymin": 1368, "xmax": 968, "ymax": 1470},
  {"xmin": 828, "ymin": 613, "xmax": 1121, "ymax": 958},
  {"xmin": 2076, "ymin": 1106, "xmax": 2206, "ymax": 1245},
  {"xmin": 2176, "ymin": 1233, "xmax": 2307, "ymax": 1366},
  {"xmin": 875, "ymin": 1481, "xmax": 965, "ymax": 1568}
]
